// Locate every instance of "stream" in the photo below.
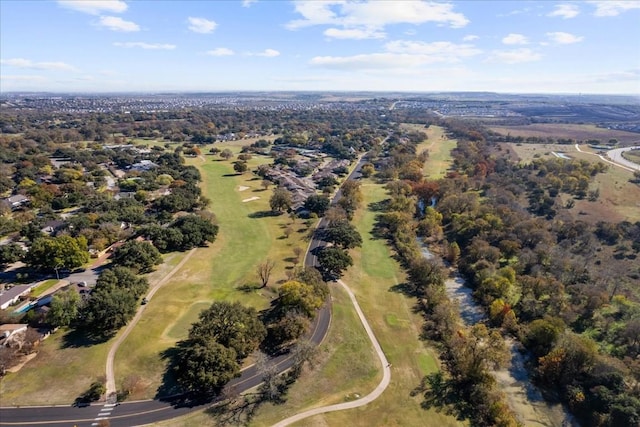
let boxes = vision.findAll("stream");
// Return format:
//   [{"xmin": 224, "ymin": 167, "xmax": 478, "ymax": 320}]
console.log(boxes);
[{"xmin": 420, "ymin": 243, "xmax": 577, "ymax": 427}]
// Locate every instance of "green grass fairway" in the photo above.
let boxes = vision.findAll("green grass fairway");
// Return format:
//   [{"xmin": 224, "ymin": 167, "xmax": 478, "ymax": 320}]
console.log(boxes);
[
  {"xmin": 303, "ymin": 182, "xmax": 459, "ymax": 427},
  {"xmin": 115, "ymin": 146, "xmax": 312, "ymax": 399},
  {"xmin": 152, "ymin": 179, "xmax": 460, "ymax": 427},
  {"xmin": 403, "ymin": 124, "xmax": 457, "ymax": 179}
]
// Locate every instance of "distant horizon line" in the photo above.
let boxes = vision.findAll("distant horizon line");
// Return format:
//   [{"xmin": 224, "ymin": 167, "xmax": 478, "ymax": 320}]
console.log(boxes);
[{"xmin": 2, "ymin": 90, "xmax": 639, "ymax": 98}]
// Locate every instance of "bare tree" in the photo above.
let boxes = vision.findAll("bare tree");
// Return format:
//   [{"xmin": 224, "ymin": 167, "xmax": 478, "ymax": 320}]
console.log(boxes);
[
  {"xmin": 292, "ymin": 247, "xmax": 303, "ymax": 266},
  {"xmin": 257, "ymin": 259, "xmax": 275, "ymax": 288}
]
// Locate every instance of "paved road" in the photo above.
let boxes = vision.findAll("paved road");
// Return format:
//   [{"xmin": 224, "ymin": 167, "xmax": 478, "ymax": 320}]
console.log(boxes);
[
  {"xmin": 0, "ymin": 155, "xmax": 369, "ymax": 427},
  {"xmin": 607, "ymin": 146, "xmax": 640, "ymax": 171},
  {"xmin": 574, "ymin": 143, "xmax": 640, "ymax": 173},
  {"xmin": 272, "ymin": 279, "xmax": 391, "ymax": 427}
]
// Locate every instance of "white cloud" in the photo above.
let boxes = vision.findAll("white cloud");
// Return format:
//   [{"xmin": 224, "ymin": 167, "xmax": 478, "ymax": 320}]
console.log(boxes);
[
  {"xmin": 113, "ymin": 42, "xmax": 176, "ymax": 50},
  {"xmin": 187, "ymin": 17, "xmax": 217, "ymax": 34},
  {"xmin": 0, "ymin": 75, "xmax": 47, "ymax": 81},
  {"xmin": 463, "ymin": 35, "xmax": 479, "ymax": 42},
  {"xmin": 588, "ymin": 1, "xmax": 640, "ymax": 17},
  {"xmin": 324, "ymin": 27, "xmax": 385, "ymax": 40},
  {"xmin": 488, "ymin": 48, "xmax": 542, "ymax": 64},
  {"xmin": 1, "ymin": 58, "xmax": 77, "ymax": 71},
  {"xmin": 594, "ymin": 69, "xmax": 640, "ymax": 83},
  {"xmin": 57, "ymin": 0, "xmax": 127, "ymax": 15},
  {"xmin": 97, "ymin": 16, "xmax": 140, "ymax": 32},
  {"xmin": 287, "ymin": 0, "xmax": 469, "ymax": 31},
  {"xmin": 310, "ymin": 40, "xmax": 481, "ymax": 70},
  {"xmin": 546, "ymin": 31, "xmax": 584, "ymax": 44},
  {"xmin": 502, "ymin": 33, "xmax": 529, "ymax": 45},
  {"xmin": 206, "ymin": 48, "xmax": 235, "ymax": 56},
  {"xmin": 242, "ymin": 0, "xmax": 257, "ymax": 7},
  {"xmin": 548, "ymin": 4, "xmax": 580, "ymax": 19},
  {"xmin": 256, "ymin": 49, "xmax": 280, "ymax": 57}
]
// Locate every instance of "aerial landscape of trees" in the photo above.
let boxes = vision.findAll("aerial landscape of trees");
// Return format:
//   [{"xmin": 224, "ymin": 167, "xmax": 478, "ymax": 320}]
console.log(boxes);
[{"xmin": 0, "ymin": 93, "xmax": 639, "ymax": 426}]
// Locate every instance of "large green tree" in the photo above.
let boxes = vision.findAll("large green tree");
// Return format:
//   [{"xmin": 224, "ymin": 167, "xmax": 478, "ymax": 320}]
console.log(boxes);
[
  {"xmin": 316, "ymin": 246, "xmax": 353, "ymax": 279},
  {"xmin": 189, "ymin": 301, "xmax": 266, "ymax": 359},
  {"xmin": 322, "ymin": 219, "xmax": 363, "ymax": 249},
  {"xmin": 269, "ymin": 187, "xmax": 293, "ymax": 213},
  {"xmin": 172, "ymin": 338, "xmax": 240, "ymax": 394},
  {"xmin": 48, "ymin": 288, "xmax": 81, "ymax": 327},
  {"xmin": 112, "ymin": 240, "xmax": 162, "ymax": 273},
  {"xmin": 26, "ymin": 235, "xmax": 89, "ymax": 270}
]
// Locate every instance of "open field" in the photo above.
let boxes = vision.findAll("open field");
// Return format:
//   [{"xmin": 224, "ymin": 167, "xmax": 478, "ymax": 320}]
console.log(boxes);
[
  {"xmin": 508, "ymin": 143, "xmax": 640, "ymax": 223},
  {"xmin": 490, "ymin": 123, "xmax": 640, "ymax": 146},
  {"xmin": 402, "ymin": 124, "xmax": 457, "ymax": 179}
]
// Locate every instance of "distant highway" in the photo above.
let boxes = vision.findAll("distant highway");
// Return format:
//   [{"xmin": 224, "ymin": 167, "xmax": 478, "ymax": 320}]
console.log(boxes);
[{"xmin": 0, "ymin": 154, "xmax": 369, "ymax": 427}]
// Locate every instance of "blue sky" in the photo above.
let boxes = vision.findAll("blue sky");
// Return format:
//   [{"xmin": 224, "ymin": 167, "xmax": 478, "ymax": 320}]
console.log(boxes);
[{"xmin": 1, "ymin": 0, "xmax": 639, "ymax": 94}]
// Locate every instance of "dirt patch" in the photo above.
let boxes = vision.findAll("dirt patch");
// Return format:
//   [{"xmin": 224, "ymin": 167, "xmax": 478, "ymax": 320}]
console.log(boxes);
[
  {"xmin": 6, "ymin": 352, "xmax": 38, "ymax": 373},
  {"xmin": 238, "ymin": 185, "xmax": 250, "ymax": 192},
  {"xmin": 242, "ymin": 196, "xmax": 260, "ymax": 202}
]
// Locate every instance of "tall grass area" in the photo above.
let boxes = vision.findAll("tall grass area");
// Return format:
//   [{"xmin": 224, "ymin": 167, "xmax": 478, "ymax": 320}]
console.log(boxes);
[{"xmin": 115, "ymin": 146, "xmax": 311, "ymax": 399}]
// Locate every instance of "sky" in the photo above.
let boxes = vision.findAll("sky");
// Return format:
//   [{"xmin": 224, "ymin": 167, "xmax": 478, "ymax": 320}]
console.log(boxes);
[{"xmin": 1, "ymin": 0, "xmax": 639, "ymax": 94}]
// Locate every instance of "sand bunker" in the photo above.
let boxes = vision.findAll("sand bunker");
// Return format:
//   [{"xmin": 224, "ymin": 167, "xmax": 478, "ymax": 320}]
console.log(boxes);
[
  {"xmin": 238, "ymin": 186, "xmax": 250, "ymax": 192},
  {"xmin": 243, "ymin": 196, "xmax": 260, "ymax": 202}
]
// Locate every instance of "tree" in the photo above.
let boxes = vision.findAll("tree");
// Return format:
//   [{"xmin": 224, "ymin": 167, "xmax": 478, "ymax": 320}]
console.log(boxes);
[
  {"xmin": 322, "ymin": 219, "xmax": 362, "ymax": 249},
  {"xmin": 172, "ymin": 338, "xmax": 240, "ymax": 394},
  {"xmin": 316, "ymin": 246, "xmax": 353, "ymax": 279},
  {"xmin": 257, "ymin": 259, "xmax": 275, "ymax": 288},
  {"xmin": 303, "ymin": 194, "xmax": 330, "ymax": 216},
  {"xmin": 172, "ymin": 214, "xmax": 219, "ymax": 250},
  {"xmin": 408, "ymin": 257, "xmax": 445, "ymax": 296},
  {"xmin": 48, "ymin": 288, "xmax": 81, "ymax": 327},
  {"xmin": 189, "ymin": 301, "xmax": 266, "ymax": 359},
  {"xmin": 25, "ymin": 235, "xmax": 89, "ymax": 271},
  {"xmin": 278, "ymin": 280, "xmax": 324, "ymax": 317},
  {"xmin": 0, "ymin": 243, "xmax": 24, "ymax": 266},
  {"xmin": 220, "ymin": 149, "xmax": 233, "ymax": 160},
  {"xmin": 81, "ymin": 285, "xmax": 137, "ymax": 338},
  {"xmin": 233, "ymin": 161, "xmax": 248, "ymax": 174},
  {"xmin": 96, "ymin": 266, "xmax": 149, "ymax": 299},
  {"xmin": 269, "ymin": 187, "xmax": 293, "ymax": 213},
  {"xmin": 112, "ymin": 240, "xmax": 162, "ymax": 274},
  {"xmin": 360, "ymin": 163, "xmax": 375, "ymax": 178}
]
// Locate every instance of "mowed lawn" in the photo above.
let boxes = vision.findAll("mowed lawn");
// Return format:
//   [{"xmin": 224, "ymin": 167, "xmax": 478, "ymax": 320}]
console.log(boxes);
[
  {"xmin": 115, "ymin": 145, "xmax": 312, "ymax": 399},
  {"xmin": 402, "ymin": 124, "xmax": 457, "ymax": 179}
]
